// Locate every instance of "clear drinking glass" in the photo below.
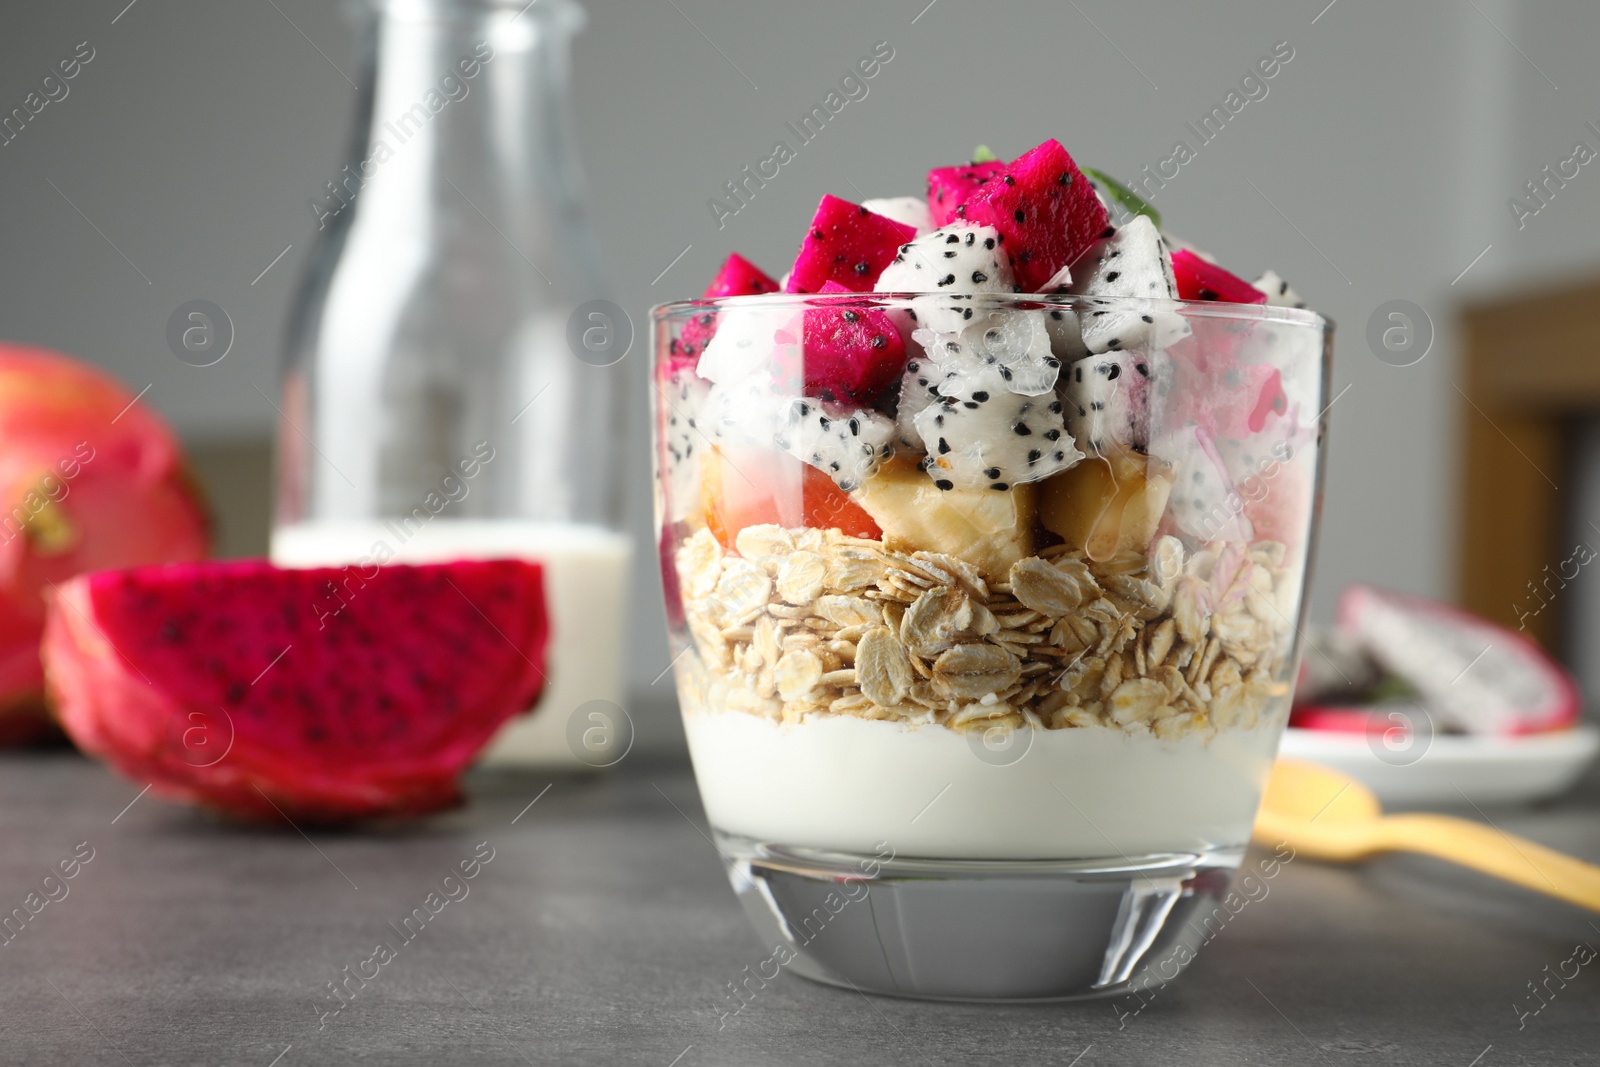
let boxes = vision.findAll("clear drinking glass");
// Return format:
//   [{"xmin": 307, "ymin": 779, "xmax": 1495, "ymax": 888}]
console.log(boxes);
[
  {"xmin": 652, "ymin": 290, "xmax": 1331, "ymax": 999},
  {"xmin": 273, "ymin": 0, "xmax": 632, "ymax": 766}
]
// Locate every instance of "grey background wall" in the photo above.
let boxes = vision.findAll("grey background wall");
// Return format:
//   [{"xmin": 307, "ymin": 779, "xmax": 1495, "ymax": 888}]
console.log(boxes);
[{"xmin": 1, "ymin": 0, "xmax": 1597, "ymax": 708}]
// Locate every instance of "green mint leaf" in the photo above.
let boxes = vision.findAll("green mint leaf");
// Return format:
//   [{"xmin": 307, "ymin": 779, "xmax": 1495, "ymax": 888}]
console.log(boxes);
[
  {"xmin": 970, "ymin": 144, "xmax": 998, "ymax": 164},
  {"xmin": 1081, "ymin": 167, "xmax": 1161, "ymax": 229}
]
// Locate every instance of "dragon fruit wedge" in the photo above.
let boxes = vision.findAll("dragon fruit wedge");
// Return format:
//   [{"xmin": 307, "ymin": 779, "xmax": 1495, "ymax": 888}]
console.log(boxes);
[
  {"xmin": 0, "ymin": 344, "xmax": 209, "ymax": 746},
  {"xmin": 875, "ymin": 222, "xmax": 1016, "ymax": 335},
  {"xmin": 953, "ymin": 139, "xmax": 1110, "ymax": 292},
  {"xmin": 45, "ymin": 559, "xmax": 549, "ymax": 823},
  {"xmin": 1065, "ymin": 216, "xmax": 1192, "ymax": 354},
  {"xmin": 862, "ymin": 196, "xmax": 935, "ymax": 234},
  {"xmin": 915, "ymin": 359, "xmax": 1082, "ymax": 491},
  {"xmin": 784, "ymin": 195, "xmax": 917, "ymax": 294},
  {"xmin": 1337, "ymin": 586, "xmax": 1581, "ymax": 736},
  {"xmin": 794, "ymin": 281, "xmax": 908, "ymax": 404},
  {"xmin": 675, "ymin": 253, "xmax": 781, "ymax": 361},
  {"xmin": 1060, "ymin": 349, "xmax": 1161, "ymax": 457},
  {"xmin": 1252, "ymin": 269, "xmax": 1307, "ymax": 309},
  {"xmin": 1170, "ymin": 249, "xmax": 1266, "ymax": 305},
  {"xmin": 926, "ymin": 159, "xmax": 1006, "ymax": 227}
]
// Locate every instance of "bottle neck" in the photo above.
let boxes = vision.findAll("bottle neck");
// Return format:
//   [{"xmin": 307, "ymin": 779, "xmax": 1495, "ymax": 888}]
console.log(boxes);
[{"xmin": 313, "ymin": 0, "xmax": 589, "ymax": 242}]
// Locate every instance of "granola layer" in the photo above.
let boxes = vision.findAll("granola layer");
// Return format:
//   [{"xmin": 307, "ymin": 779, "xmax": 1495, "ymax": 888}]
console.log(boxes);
[{"xmin": 675, "ymin": 524, "xmax": 1296, "ymax": 740}]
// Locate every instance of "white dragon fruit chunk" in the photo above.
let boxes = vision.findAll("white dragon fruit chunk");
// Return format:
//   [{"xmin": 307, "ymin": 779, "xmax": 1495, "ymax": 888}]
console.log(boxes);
[
  {"xmin": 697, "ymin": 306, "xmax": 800, "ymax": 387},
  {"xmin": 1060, "ymin": 350, "xmax": 1159, "ymax": 457},
  {"xmin": 1154, "ymin": 424, "xmax": 1253, "ymax": 543},
  {"xmin": 876, "ymin": 222, "xmax": 1015, "ymax": 335},
  {"xmin": 912, "ymin": 308, "xmax": 1062, "ymax": 398},
  {"xmin": 701, "ymin": 374, "xmax": 893, "ymax": 492},
  {"xmin": 1068, "ymin": 216, "xmax": 1191, "ymax": 354},
  {"xmin": 661, "ymin": 369, "xmax": 712, "ymax": 523},
  {"xmin": 862, "ymin": 196, "xmax": 935, "ymax": 235},
  {"xmin": 893, "ymin": 355, "xmax": 962, "ymax": 452},
  {"xmin": 1252, "ymin": 269, "xmax": 1307, "ymax": 309},
  {"xmin": 914, "ymin": 359, "xmax": 1083, "ymax": 491},
  {"xmin": 1040, "ymin": 264, "xmax": 1088, "ymax": 364},
  {"xmin": 962, "ymin": 311, "xmax": 1063, "ymax": 396},
  {"xmin": 771, "ymin": 397, "xmax": 895, "ymax": 492}
]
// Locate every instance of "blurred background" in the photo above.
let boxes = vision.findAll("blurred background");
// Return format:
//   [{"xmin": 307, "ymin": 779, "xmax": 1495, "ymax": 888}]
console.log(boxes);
[{"xmin": 1, "ymin": 0, "xmax": 1597, "ymax": 745}]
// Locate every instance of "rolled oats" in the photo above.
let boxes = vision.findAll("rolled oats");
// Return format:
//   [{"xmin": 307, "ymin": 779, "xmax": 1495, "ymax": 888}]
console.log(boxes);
[
  {"xmin": 735, "ymin": 524, "xmax": 795, "ymax": 567},
  {"xmin": 1009, "ymin": 557, "xmax": 1097, "ymax": 617},
  {"xmin": 1109, "ymin": 678, "xmax": 1173, "ymax": 726},
  {"xmin": 714, "ymin": 559, "xmax": 771, "ymax": 622},
  {"xmin": 931, "ymin": 643, "xmax": 1022, "ymax": 701},
  {"xmin": 675, "ymin": 521, "xmax": 1297, "ymax": 741},
  {"xmin": 774, "ymin": 649, "xmax": 824, "ymax": 701},
  {"xmin": 901, "ymin": 586, "xmax": 974, "ymax": 658},
  {"xmin": 680, "ymin": 529, "xmax": 724, "ymax": 598},
  {"xmin": 814, "ymin": 595, "xmax": 881, "ymax": 629},
  {"xmin": 858, "ymin": 627, "xmax": 913, "ymax": 707},
  {"xmin": 776, "ymin": 551, "xmax": 828, "ymax": 603}
]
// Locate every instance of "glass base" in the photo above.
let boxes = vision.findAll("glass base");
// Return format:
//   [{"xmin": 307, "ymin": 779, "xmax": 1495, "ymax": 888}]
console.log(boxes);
[{"xmin": 716, "ymin": 831, "xmax": 1244, "ymax": 1002}]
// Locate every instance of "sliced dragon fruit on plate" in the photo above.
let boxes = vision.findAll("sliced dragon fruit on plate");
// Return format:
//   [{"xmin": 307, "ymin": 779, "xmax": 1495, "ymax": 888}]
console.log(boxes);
[
  {"xmin": 925, "ymin": 159, "xmax": 1006, "ymax": 227},
  {"xmin": 952, "ymin": 139, "xmax": 1110, "ymax": 292},
  {"xmin": 1329, "ymin": 586, "xmax": 1581, "ymax": 736},
  {"xmin": 784, "ymin": 195, "xmax": 917, "ymax": 294}
]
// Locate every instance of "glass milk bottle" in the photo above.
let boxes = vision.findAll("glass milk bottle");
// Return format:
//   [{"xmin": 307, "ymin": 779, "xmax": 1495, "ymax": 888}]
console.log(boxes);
[{"xmin": 273, "ymin": 0, "xmax": 632, "ymax": 767}]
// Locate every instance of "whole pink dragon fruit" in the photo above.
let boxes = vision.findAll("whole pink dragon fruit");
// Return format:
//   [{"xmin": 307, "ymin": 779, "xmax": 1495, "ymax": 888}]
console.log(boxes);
[{"xmin": 0, "ymin": 344, "xmax": 209, "ymax": 744}]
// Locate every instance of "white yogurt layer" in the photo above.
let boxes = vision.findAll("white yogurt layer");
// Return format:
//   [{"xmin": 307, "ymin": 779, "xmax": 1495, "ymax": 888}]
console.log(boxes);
[{"xmin": 683, "ymin": 708, "xmax": 1284, "ymax": 860}]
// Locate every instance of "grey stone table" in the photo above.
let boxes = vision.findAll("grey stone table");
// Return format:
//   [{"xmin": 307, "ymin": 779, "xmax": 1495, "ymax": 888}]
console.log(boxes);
[{"xmin": 3, "ymin": 745, "xmax": 1598, "ymax": 1066}]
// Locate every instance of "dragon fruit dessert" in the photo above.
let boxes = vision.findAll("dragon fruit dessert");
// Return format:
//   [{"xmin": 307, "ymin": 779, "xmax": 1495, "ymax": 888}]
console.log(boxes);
[
  {"xmin": 0, "ymin": 344, "xmax": 210, "ymax": 746},
  {"xmin": 650, "ymin": 134, "xmax": 1332, "ymax": 1001},
  {"xmin": 45, "ymin": 559, "xmax": 547, "ymax": 822}
]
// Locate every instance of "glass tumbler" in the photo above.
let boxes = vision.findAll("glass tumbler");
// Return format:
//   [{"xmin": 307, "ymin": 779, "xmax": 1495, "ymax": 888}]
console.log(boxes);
[{"xmin": 652, "ymin": 290, "xmax": 1331, "ymax": 1000}]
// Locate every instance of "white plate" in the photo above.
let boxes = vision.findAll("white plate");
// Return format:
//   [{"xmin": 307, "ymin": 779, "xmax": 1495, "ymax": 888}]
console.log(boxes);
[{"xmin": 1277, "ymin": 724, "xmax": 1600, "ymax": 809}]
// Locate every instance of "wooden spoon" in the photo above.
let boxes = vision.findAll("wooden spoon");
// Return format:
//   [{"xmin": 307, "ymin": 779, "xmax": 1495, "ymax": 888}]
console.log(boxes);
[{"xmin": 1253, "ymin": 759, "xmax": 1600, "ymax": 912}]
